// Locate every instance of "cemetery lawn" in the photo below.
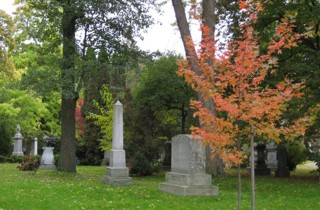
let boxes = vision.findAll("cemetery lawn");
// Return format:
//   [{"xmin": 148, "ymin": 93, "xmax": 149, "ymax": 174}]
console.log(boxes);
[{"xmin": 0, "ymin": 163, "xmax": 319, "ymax": 210}]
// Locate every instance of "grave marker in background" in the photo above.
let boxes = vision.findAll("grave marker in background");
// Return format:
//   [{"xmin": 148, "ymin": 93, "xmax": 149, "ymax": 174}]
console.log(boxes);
[{"xmin": 12, "ymin": 125, "xmax": 23, "ymax": 156}]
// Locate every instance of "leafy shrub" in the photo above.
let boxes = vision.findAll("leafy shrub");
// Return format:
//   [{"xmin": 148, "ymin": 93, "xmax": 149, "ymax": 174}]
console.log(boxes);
[
  {"xmin": 151, "ymin": 159, "xmax": 162, "ymax": 173},
  {"xmin": 286, "ymin": 142, "xmax": 308, "ymax": 170},
  {"xmin": 130, "ymin": 152, "xmax": 152, "ymax": 176},
  {"xmin": 309, "ymin": 151, "xmax": 320, "ymax": 180},
  {"xmin": 8, "ymin": 155, "xmax": 24, "ymax": 163},
  {"xmin": 17, "ymin": 155, "xmax": 40, "ymax": 172},
  {"xmin": 5, "ymin": 157, "xmax": 14, "ymax": 163},
  {"xmin": 0, "ymin": 155, "xmax": 24, "ymax": 163},
  {"xmin": 0, "ymin": 155, "xmax": 6, "ymax": 163}
]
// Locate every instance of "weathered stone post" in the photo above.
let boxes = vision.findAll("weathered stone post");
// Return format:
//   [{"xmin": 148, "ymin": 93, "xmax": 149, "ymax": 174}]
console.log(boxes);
[
  {"xmin": 12, "ymin": 125, "xmax": 24, "ymax": 156},
  {"xmin": 159, "ymin": 135, "xmax": 219, "ymax": 196},
  {"xmin": 31, "ymin": 137, "xmax": 38, "ymax": 156},
  {"xmin": 103, "ymin": 101, "xmax": 131, "ymax": 186}
]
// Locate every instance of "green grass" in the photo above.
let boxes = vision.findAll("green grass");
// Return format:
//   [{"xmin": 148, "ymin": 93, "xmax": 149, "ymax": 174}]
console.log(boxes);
[{"xmin": 0, "ymin": 163, "xmax": 319, "ymax": 210}]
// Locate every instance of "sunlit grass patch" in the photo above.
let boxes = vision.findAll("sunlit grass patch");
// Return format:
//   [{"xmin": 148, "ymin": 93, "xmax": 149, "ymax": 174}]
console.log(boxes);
[{"xmin": 0, "ymin": 163, "xmax": 319, "ymax": 210}]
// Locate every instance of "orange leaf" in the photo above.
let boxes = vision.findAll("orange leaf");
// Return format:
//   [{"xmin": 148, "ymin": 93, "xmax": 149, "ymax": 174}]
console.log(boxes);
[{"xmin": 239, "ymin": 1, "xmax": 246, "ymax": 9}]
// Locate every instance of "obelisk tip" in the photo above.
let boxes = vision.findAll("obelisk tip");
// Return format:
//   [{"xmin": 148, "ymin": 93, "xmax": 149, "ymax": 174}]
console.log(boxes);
[{"xmin": 115, "ymin": 100, "xmax": 122, "ymax": 105}]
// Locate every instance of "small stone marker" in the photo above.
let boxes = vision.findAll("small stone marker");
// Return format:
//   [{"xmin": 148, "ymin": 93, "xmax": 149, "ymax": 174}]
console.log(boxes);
[
  {"xmin": 39, "ymin": 136, "xmax": 56, "ymax": 170},
  {"xmin": 159, "ymin": 134, "xmax": 219, "ymax": 196},
  {"xmin": 266, "ymin": 142, "xmax": 277, "ymax": 171},
  {"xmin": 39, "ymin": 147, "xmax": 56, "ymax": 169},
  {"xmin": 12, "ymin": 125, "xmax": 24, "ymax": 156},
  {"xmin": 103, "ymin": 101, "xmax": 132, "ymax": 186}
]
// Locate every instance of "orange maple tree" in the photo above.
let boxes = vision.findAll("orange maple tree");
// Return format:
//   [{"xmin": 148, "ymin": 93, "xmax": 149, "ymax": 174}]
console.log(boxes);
[{"xmin": 178, "ymin": 0, "xmax": 307, "ymax": 166}]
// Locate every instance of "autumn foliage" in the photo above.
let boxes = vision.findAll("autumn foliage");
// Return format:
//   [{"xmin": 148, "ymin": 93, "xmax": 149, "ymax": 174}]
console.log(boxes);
[
  {"xmin": 75, "ymin": 98, "xmax": 85, "ymax": 138},
  {"xmin": 178, "ymin": 0, "xmax": 307, "ymax": 166}
]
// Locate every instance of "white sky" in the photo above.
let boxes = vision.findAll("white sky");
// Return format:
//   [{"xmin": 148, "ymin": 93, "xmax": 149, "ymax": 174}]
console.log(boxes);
[
  {"xmin": 0, "ymin": 0, "xmax": 16, "ymax": 15},
  {"xmin": 0, "ymin": 0, "xmax": 195, "ymax": 55}
]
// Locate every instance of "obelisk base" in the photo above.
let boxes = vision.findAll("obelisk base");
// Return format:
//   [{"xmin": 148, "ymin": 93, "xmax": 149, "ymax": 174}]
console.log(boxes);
[{"xmin": 103, "ymin": 167, "xmax": 132, "ymax": 186}]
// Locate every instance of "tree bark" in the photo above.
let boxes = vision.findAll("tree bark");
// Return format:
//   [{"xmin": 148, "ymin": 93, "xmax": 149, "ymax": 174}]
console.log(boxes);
[
  {"xmin": 58, "ymin": 2, "xmax": 78, "ymax": 173},
  {"xmin": 202, "ymin": 0, "xmax": 215, "ymax": 41},
  {"xmin": 201, "ymin": 0, "xmax": 224, "ymax": 177},
  {"xmin": 59, "ymin": 97, "xmax": 77, "ymax": 172},
  {"xmin": 171, "ymin": 0, "xmax": 199, "ymax": 75}
]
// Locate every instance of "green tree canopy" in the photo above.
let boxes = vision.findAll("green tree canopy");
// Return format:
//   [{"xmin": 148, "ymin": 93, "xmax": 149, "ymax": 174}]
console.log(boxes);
[
  {"xmin": 254, "ymin": 0, "xmax": 320, "ymax": 137},
  {"xmin": 134, "ymin": 54, "xmax": 196, "ymax": 134},
  {"xmin": 13, "ymin": 0, "xmax": 158, "ymax": 172},
  {"xmin": 0, "ymin": 10, "xmax": 16, "ymax": 85},
  {"xmin": 0, "ymin": 87, "xmax": 55, "ymax": 155}
]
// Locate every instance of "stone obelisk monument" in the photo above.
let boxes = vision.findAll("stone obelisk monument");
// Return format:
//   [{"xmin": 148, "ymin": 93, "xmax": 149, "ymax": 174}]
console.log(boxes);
[{"xmin": 103, "ymin": 101, "xmax": 132, "ymax": 186}]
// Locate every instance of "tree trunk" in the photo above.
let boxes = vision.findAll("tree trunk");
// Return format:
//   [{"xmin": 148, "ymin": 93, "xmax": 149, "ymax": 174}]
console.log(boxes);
[
  {"xmin": 237, "ymin": 133, "xmax": 242, "ymax": 210},
  {"xmin": 171, "ymin": 0, "xmax": 199, "ymax": 75},
  {"xmin": 202, "ymin": 0, "xmax": 215, "ymax": 44},
  {"xmin": 171, "ymin": 0, "xmax": 224, "ymax": 176},
  {"xmin": 59, "ymin": 97, "xmax": 77, "ymax": 172},
  {"xmin": 205, "ymin": 148, "xmax": 224, "ymax": 176},
  {"xmin": 201, "ymin": 0, "xmax": 224, "ymax": 177},
  {"xmin": 250, "ymin": 124, "xmax": 255, "ymax": 210},
  {"xmin": 58, "ymin": 2, "xmax": 78, "ymax": 173}
]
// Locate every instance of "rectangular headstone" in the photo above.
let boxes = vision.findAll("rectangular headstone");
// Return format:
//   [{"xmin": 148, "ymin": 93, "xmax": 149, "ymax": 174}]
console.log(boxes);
[
  {"xmin": 159, "ymin": 135, "xmax": 218, "ymax": 196},
  {"xmin": 171, "ymin": 135, "xmax": 206, "ymax": 174},
  {"xmin": 266, "ymin": 143, "xmax": 277, "ymax": 170}
]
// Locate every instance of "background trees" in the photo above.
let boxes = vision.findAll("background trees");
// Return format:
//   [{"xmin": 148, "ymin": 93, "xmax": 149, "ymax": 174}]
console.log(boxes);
[
  {"xmin": 256, "ymin": 0, "xmax": 320, "ymax": 138},
  {"xmin": 134, "ymin": 55, "xmax": 196, "ymax": 134},
  {"xmin": 125, "ymin": 54, "xmax": 196, "ymax": 169},
  {"xmin": 0, "ymin": 9, "xmax": 55, "ymax": 155},
  {"xmin": 13, "ymin": 0, "xmax": 157, "ymax": 172},
  {"xmin": 0, "ymin": 0, "xmax": 318, "ymax": 178},
  {"xmin": 0, "ymin": 9, "xmax": 16, "ymax": 84},
  {"xmin": 2, "ymin": 1, "xmax": 196, "ymax": 171}
]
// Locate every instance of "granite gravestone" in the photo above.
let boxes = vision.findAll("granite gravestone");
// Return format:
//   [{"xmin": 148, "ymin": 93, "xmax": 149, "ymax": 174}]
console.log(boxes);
[{"xmin": 159, "ymin": 135, "xmax": 219, "ymax": 196}]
